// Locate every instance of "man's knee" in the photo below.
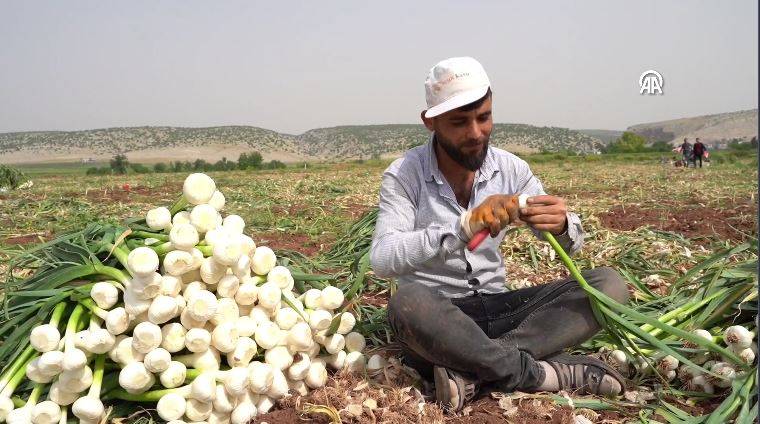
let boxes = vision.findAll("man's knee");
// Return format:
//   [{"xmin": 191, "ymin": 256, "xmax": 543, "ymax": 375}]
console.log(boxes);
[
  {"xmin": 387, "ymin": 283, "xmax": 435, "ymax": 330},
  {"xmin": 389, "ymin": 283, "xmax": 432, "ymax": 311},
  {"xmin": 587, "ymin": 267, "xmax": 630, "ymax": 305}
]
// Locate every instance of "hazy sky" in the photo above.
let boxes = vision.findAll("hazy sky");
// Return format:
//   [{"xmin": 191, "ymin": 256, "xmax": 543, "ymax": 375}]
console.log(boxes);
[{"xmin": 0, "ymin": 1, "xmax": 756, "ymax": 134}]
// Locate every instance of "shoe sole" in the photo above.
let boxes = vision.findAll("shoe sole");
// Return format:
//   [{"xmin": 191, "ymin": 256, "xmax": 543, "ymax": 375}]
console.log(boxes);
[
  {"xmin": 433, "ymin": 366, "xmax": 454, "ymax": 410},
  {"xmin": 544, "ymin": 352, "xmax": 627, "ymax": 394}
]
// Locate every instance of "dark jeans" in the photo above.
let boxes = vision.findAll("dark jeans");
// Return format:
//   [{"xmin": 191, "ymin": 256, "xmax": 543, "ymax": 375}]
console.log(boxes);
[
  {"xmin": 694, "ymin": 154, "xmax": 703, "ymax": 168},
  {"xmin": 387, "ymin": 267, "xmax": 629, "ymax": 392}
]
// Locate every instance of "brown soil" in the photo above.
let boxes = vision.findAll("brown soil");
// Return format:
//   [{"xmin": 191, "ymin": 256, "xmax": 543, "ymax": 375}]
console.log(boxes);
[
  {"xmin": 254, "ymin": 353, "xmax": 445, "ymax": 423},
  {"xmin": 597, "ymin": 201, "xmax": 756, "ymax": 243},
  {"xmin": 71, "ymin": 184, "xmax": 171, "ymax": 203},
  {"xmin": 358, "ymin": 290, "xmax": 390, "ymax": 308},
  {"xmin": 448, "ymin": 397, "xmax": 575, "ymax": 424},
  {"xmin": 270, "ymin": 203, "xmax": 309, "ymax": 218},
  {"xmin": 4, "ymin": 232, "xmax": 51, "ymax": 245},
  {"xmin": 254, "ymin": 394, "xmax": 633, "ymax": 424},
  {"xmin": 249, "ymin": 346, "xmax": 642, "ymax": 424},
  {"xmin": 58, "ymin": 181, "xmax": 183, "ymax": 205},
  {"xmin": 343, "ymin": 203, "xmax": 373, "ymax": 220},
  {"xmin": 257, "ymin": 231, "xmax": 326, "ymax": 257},
  {"xmin": 253, "ymin": 407, "xmax": 322, "ymax": 424}
]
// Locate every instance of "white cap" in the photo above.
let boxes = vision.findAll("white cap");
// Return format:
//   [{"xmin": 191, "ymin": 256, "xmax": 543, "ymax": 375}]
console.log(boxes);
[{"xmin": 424, "ymin": 57, "xmax": 491, "ymax": 118}]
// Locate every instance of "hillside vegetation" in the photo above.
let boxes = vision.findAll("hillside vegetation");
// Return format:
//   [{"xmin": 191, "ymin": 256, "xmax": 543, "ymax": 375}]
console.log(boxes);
[
  {"xmin": 299, "ymin": 124, "xmax": 603, "ymax": 158},
  {"xmin": 576, "ymin": 129, "xmax": 624, "ymax": 144},
  {"xmin": 0, "ymin": 123, "xmax": 603, "ymax": 164},
  {"xmin": 4, "ymin": 108, "xmax": 754, "ymax": 164},
  {"xmin": 0, "ymin": 126, "xmax": 299, "ymax": 155}
]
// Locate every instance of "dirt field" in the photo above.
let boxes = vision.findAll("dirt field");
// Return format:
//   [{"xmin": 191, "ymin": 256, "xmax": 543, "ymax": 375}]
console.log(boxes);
[
  {"xmin": 0, "ymin": 143, "xmax": 309, "ymax": 165},
  {"xmin": 1, "ymin": 154, "xmax": 757, "ymax": 423}
]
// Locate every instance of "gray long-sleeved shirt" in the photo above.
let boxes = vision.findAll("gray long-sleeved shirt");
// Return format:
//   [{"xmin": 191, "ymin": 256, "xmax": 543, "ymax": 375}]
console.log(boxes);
[{"xmin": 369, "ymin": 135, "xmax": 584, "ymax": 298}]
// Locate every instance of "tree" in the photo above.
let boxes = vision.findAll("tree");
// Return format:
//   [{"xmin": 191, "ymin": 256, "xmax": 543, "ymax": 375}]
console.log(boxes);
[
  {"xmin": 605, "ymin": 132, "xmax": 647, "ymax": 153},
  {"xmin": 109, "ymin": 154, "xmax": 129, "ymax": 174},
  {"xmin": 649, "ymin": 141, "xmax": 672, "ymax": 152},
  {"xmin": 153, "ymin": 163, "xmax": 167, "ymax": 173},
  {"xmin": 193, "ymin": 159, "xmax": 210, "ymax": 171},
  {"xmin": 214, "ymin": 157, "xmax": 233, "ymax": 171},
  {"xmin": 238, "ymin": 152, "xmax": 263, "ymax": 169},
  {"xmin": 264, "ymin": 160, "xmax": 286, "ymax": 169}
]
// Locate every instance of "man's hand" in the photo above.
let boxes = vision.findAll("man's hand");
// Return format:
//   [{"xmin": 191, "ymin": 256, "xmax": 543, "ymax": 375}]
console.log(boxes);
[
  {"xmin": 519, "ymin": 195, "xmax": 568, "ymax": 235},
  {"xmin": 465, "ymin": 194, "xmax": 521, "ymax": 238}
]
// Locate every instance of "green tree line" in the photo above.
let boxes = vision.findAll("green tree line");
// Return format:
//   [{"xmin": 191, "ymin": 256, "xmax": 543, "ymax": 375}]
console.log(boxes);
[
  {"xmin": 86, "ymin": 152, "xmax": 286, "ymax": 175},
  {"xmin": 603, "ymin": 132, "xmax": 758, "ymax": 154},
  {"xmin": 602, "ymin": 132, "xmax": 673, "ymax": 154}
]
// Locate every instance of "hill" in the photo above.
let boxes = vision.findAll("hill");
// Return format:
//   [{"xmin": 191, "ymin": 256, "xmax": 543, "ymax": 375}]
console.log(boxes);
[
  {"xmin": 297, "ymin": 124, "xmax": 603, "ymax": 159},
  {"xmin": 627, "ymin": 109, "xmax": 758, "ymax": 148},
  {"xmin": 0, "ymin": 124, "xmax": 603, "ymax": 164},
  {"xmin": 575, "ymin": 129, "xmax": 624, "ymax": 144},
  {"xmin": 0, "ymin": 126, "xmax": 303, "ymax": 164}
]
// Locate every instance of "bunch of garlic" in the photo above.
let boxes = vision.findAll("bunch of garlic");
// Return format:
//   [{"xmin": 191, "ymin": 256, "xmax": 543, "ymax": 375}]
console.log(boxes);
[{"xmin": 17, "ymin": 173, "xmax": 367, "ymax": 424}]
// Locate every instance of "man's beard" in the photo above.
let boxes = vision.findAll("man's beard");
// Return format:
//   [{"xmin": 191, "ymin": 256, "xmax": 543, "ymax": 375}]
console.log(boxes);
[{"xmin": 435, "ymin": 134, "xmax": 489, "ymax": 171}]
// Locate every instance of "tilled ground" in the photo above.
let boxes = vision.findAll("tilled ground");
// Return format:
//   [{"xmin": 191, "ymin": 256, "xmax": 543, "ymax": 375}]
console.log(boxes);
[
  {"xmin": 2, "ymin": 158, "xmax": 756, "ymax": 422},
  {"xmin": 597, "ymin": 200, "xmax": 756, "ymax": 244},
  {"xmin": 250, "ymin": 349, "xmax": 637, "ymax": 424}
]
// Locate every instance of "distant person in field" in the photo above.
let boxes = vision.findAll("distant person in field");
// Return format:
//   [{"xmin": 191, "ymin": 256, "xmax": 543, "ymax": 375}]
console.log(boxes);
[
  {"xmin": 370, "ymin": 57, "xmax": 628, "ymax": 413},
  {"xmin": 693, "ymin": 138, "xmax": 706, "ymax": 168},
  {"xmin": 680, "ymin": 138, "xmax": 693, "ymax": 167}
]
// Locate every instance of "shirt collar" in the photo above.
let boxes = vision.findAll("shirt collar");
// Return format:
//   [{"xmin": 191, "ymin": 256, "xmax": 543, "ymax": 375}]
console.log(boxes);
[
  {"xmin": 477, "ymin": 145, "xmax": 498, "ymax": 183},
  {"xmin": 423, "ymin": 134, "xmax": 442, "ymax": 184},
  {"xmin": 423, "ymin": 133, "xmax": 499, "ymax": 184}
]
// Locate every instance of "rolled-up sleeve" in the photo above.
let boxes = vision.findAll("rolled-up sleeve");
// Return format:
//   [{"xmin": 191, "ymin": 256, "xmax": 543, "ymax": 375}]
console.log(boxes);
[
  {"xmin": 516, "ymin": 160, "xmax": 584, "ymax": 256},
  {"xmin": 552, "ymin": 212, "xmax": 584, "ymax": 255},
  {"xmin": 369, "ymin": 172, "xmax": 467, "ymax": 278}
]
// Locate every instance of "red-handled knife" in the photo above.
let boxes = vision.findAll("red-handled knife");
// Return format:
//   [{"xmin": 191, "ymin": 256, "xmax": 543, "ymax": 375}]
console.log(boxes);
[
  {"xmin": 467, "ymin": 229, "xmax": 490, "ymax": 251},
  {"xmin": 466, "ymin": 193, "xmax": 529, "ymax": 252}
]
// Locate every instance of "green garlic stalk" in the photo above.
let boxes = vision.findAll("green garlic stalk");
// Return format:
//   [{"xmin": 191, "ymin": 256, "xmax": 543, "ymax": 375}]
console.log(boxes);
[
  {"xmin": 71, "ymin": 354, "xmax": 107, "ymax": 422},
  {"xmin": 62, "ymin": 304, "xmax": 88, "ymax": 372},
  {"xmin": 0, "ymin": 356, "xmax": 35, "ymax": 420},
  {"xmin": 543, "ymin": 231, "xmax": 747, "ymax": 371},
  {"xmin": 0, "ymin": 346, "xmax": 36, "ymax": 393},
  {"xmin": 4, "ymin": 382, "xmax": 44, "ymax": 422}
]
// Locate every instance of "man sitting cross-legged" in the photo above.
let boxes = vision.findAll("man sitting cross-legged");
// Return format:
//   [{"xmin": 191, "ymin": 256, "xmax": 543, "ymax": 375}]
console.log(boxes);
[{"xmin": 369, "ymin": 57, "xmax": 629, "ymax": 412}]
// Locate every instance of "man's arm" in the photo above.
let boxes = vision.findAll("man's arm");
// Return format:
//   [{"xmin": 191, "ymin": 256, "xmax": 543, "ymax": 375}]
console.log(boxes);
[
  {"xmin": 369, "ymin": 172, "xmax": 467, "ymax": 278},
  {"xmin": 516, "ymin": 163, "xmax": 584, "ymax": 255}
]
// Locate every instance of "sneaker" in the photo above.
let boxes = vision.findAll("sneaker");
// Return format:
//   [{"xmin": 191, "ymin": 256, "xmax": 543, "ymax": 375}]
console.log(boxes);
[
  {"xmin": 432, "ymin": 366, "xmax": 479, "ymax": 412},
  {"xmin": 543, "ymin": 352, "xmax": 626, "ymax": 396}
]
